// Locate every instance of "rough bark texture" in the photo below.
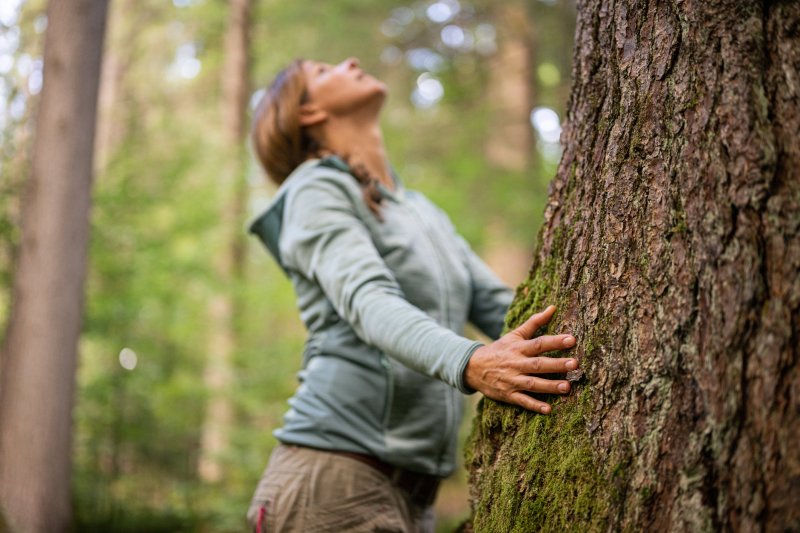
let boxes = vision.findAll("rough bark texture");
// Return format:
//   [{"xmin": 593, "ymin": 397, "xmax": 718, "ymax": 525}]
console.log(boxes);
[
  {"xmin": 0, "ymin": 0, "xmax": 109, "ymax": 531},
  {"xmin": 198, "ymin": 0, "xmax": 252, "ymax": 483},
  {"xmin": 467, "ymin": 0, "xmax": 799, "ymax": 531}
]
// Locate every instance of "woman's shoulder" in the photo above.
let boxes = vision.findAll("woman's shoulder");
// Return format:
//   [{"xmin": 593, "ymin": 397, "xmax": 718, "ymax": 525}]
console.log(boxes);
[{"xmin": 283, "ymin": 157, "xmax": 362, "ymax": 202}]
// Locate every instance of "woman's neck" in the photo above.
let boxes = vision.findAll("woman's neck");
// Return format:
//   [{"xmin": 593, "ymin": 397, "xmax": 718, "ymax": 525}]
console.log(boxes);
[{"xmin": 321, "ymin": 118, "xmax": 394, "ymax": 191}]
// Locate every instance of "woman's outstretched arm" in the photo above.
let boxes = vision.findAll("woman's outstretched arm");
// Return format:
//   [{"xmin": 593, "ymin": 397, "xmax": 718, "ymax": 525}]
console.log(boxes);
[{"xmin": 281, "ymin": 172, "xmax": 577, "ymax": 412}]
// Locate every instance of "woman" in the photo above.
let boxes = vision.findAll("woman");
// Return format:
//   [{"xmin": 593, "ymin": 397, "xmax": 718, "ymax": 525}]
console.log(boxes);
[{"xmin": 246, "ymin": 57, "xmax": 579, "ymax": 532}]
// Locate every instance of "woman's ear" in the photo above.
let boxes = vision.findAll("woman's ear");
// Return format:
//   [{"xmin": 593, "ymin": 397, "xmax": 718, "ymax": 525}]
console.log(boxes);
[{"xmin": 299, "ymin": 103, "xmax": 327, "ymax": 127}]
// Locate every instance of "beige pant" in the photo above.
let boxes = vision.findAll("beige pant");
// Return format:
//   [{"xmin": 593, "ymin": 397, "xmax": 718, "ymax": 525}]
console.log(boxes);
[{"xmin": 246, "ymin": 444, "xmax": 436, "ymax": 532}]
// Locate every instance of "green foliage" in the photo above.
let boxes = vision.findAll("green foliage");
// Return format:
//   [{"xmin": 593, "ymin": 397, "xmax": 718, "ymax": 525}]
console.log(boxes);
[{"xmin": 1, "ymin": 0, "xmax": 575, "ymax": 530}]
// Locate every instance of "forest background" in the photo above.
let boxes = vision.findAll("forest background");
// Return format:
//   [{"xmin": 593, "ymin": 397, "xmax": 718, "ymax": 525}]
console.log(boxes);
[{"xmin": 0, "ymin": 0, "xmax": 575, "ymax": 531}]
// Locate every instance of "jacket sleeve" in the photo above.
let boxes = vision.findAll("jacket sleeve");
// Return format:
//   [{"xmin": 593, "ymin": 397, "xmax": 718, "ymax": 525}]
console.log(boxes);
[{"xmin": 279, "ymin": 173, "xmax": 483, "ymax": 394}]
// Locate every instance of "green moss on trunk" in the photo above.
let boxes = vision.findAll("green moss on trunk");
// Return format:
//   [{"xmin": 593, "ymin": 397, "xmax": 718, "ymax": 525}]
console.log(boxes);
[{"xmin": 467, "ymin": 388, "xmax": 608, "ymax": 532}]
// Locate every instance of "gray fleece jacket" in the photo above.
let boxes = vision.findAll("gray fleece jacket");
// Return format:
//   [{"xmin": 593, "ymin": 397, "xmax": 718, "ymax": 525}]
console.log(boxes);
[{"xmin": 249, "ymin": 155, "xmax": 513, "ymax": 477}]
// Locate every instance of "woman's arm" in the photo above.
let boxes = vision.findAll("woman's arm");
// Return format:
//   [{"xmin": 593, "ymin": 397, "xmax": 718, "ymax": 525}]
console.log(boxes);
[
  {"xmin": 281, "ymin": 172, "xmax": 577, "ymax": 412},
  {"xmin": 281, "ymin": 173, "xmax": 480, "ymax": 393}
]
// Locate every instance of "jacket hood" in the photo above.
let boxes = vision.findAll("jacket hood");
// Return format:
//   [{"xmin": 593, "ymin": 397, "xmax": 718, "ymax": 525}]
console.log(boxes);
[{"xmin": 248, "ymin": 155, "xmax": 352, "ymax": 274}]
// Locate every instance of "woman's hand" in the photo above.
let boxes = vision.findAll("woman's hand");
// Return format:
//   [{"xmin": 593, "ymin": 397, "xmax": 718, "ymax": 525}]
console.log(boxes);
[{"xmin": 464, "ymin": 305, "xmax": 578, "ymax": 414}]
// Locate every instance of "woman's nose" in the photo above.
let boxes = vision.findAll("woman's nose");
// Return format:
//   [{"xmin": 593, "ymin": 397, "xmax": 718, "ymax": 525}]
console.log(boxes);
[{"xmin": 342, "ymin": 57, "xmax": 359, "ymax": 69}]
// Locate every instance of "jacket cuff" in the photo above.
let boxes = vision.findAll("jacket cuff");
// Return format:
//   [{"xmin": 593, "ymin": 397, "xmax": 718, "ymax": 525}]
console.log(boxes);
[{"xmin": 455, "ymin": 341, "xmax": 484, "ymax": 394}]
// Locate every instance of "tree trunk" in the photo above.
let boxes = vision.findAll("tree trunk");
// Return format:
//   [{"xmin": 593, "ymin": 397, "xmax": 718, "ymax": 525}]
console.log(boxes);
[
  {"xmin": 0, "ymin": 0, "xmax": 109, "ymax": 531},
  {"xmin": 483, "ymin": 0, "xmax": 534, "ymax": 171},
  {"xmin": 95, "ymin": 0, "xmax": 135, "ymax": 173},
  {"xmin": 467, "ymin": 1, "xmax": 799, "ymax": 531},
  {"xmin": 197, "ymin": 0, "xmax": 252, "ymax": 484}
]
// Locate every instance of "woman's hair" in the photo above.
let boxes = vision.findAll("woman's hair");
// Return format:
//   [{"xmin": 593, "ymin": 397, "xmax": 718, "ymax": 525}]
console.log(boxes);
[{"xmin": 251, "ymin": 58, "xmax": 384, "ymax": 220}]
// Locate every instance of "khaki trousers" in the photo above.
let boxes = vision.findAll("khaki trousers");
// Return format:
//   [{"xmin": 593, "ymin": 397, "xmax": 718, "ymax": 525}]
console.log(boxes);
[{"xmin": 246, "ymin": 444, "xmax": 436, "ymax": 532}]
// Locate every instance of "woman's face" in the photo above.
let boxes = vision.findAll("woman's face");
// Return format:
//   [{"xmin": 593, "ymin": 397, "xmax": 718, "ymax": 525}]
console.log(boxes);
[{"xmin": 301, "ymin": 58, "xmax": 387, "ymax": 118}]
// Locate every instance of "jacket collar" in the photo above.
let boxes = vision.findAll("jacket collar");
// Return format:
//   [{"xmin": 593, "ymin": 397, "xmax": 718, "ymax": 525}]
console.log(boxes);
[
  {"xmin": 248, "ymin": 156, "xmax": 404, "ymax": 275},
  {"xmin": 318, "ymin": 154, "xmax": 404, "ymax": 203}
]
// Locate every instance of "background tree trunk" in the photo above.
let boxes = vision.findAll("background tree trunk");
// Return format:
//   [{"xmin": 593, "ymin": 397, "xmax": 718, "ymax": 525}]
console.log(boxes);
[
  {"xmin": 95, "ymin": 0, "xmax": 135, "ymax": 173},
  {"xmin": 483, "ymin": 0, "xmax": 534, "ymax": 171},
  {"xmin": 198, "ymin": 0, "xmax": 252, "ymax": 484},
  {"xmin": 467, "ymin": 0, "xmax": 799, "ymax": 531},
  {"xmin": 0, "ymin": 0, "xmax": 109, "ymax": 531}
]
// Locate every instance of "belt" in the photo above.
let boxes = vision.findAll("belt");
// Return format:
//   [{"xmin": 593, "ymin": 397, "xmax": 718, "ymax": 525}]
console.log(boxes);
[{"xmin": 334, "ymin": 451, "xmax": 441, "ymax": 508}]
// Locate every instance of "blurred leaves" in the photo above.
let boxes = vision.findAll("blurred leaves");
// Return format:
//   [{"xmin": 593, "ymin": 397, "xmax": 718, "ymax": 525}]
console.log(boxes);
[{"xmin": 0, "ymin": 0, "xmax": 575, "ymax": 531}]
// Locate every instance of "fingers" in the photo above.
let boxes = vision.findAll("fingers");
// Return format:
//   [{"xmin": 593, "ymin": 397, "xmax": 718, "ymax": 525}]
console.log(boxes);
[
  {"xmin": 508, "ymin": 392, "xmax": 554, "ymax": 414},
  {"xmin": 520, "ymin": 334, "xmax": 576, "ymax": 356},
  {"xmin": 519, "ymin": 356, "xmax": 578, "ymax": 375},
  {"xmin": 506, "ymin": 375, "xmax": 572, "ymax": 414},
  {"xmin": 512, "ymin": 375, "xmax": 571, "ymax": 395},
  {"xmin": 512, "ymin": 305, "xmax": 556, "ymax": 339}
]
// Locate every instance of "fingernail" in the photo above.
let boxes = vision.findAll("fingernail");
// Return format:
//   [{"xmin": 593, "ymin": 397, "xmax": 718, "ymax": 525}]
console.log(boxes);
[
  {"xmin": 565, "ymin": 359, "xmax": 577, "ymax": 370},
  {"xmin": 540, "ymin": 405, "xmax": 550, "ymax": 414},
  {"xmin": 558, "ymin": 383, "xmax": 568, "ymax": 392},
  {"xmin": 562, "ymin": 336, "xmax": 575, "ymax": 347}
]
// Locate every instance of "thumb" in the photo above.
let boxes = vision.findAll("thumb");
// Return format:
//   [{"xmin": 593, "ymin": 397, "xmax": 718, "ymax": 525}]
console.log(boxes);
[{"xmin": 513, "ymin": 305, "xmax": 556, "ymax": 339}]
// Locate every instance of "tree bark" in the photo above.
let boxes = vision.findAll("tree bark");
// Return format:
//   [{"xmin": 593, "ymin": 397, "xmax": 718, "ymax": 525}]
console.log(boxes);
[
  {"xmin": 483, "ymin": 0, "xmax": 534, "ymax": 171},
  {"xmin": 467, "ymin": 0, "xmax": 799, "ymax": 531},
  {"xmin": 0, "ymin": 0, "xmax": 109, "ymax": 531},
  {"xmin": 198, "ymin": 0, "xmax": 252, "ymax": 484}
]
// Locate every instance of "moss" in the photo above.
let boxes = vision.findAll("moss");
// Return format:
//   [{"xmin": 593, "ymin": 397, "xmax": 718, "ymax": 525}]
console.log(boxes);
[
  {"xmin": 505, "ymin": 237, "xmax": 563, "ymax": 335},
  {"xmin": 639, "ymin": 484, "xmax": 656, "ymax": 505},
  {"xmin": 465, "ymin": 165, "xmax": 627, "ymax": 530},
  {"xmin": 467, "ymin": 384, "xmax": 611, "ymax": 532},
  {"xmin": 467, "ymin": 258, "xmax": 620, "ymax": 531},
  {"xmin": 681, "ymin": 93, "xmax": 701, "ymax": 111},
  {"xmin": 670, "ymin": 219, "xmax": 688, "ymax": 235}
]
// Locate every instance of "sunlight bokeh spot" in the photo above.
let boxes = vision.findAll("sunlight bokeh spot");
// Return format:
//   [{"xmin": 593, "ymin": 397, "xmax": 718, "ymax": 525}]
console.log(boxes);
[
  {"xmin": 0, "ymin": 0, "xmax": 22, "ymax": 27},
  {"xmin": 168, "ymin": 43, "xmax": 201, "ymax": 81},
  {"xmin": 530, "ymin": 106, "xmax": 562, "ymax": 144},
  {"xmin": 412, "ymin": 73, "xmax": 444, "ymax": 108},
  {"xmin": 441, "ymin": 25, "xmax": 465, "ymax": 48},
  {"xmin": 380, "ymin": 46, "xmax": 403, "ymax": 66},
  {"xmin": 537, "ymin": 62, "xmax": 561, "ymax": 88},
  {"xmin": 474, "ymin": 23, "xmax": 497, "ymax": 55},
  {"xmin": 33, "ymin": 15, "xmax": 47, "ymax": 34},
  {"xmin": 426, "ymin": 0, "xmax": 460, "ymax": 24},
  {"xmin": 405, "ymin": 48, "xmax": 445, "ymax": 72},
  {"xmin": 0, "ymin": 54, "xmax": 13, "ymax": 75},
  {"xmin": 392, "ymin": 7, "xmax": 415, "ymax": 25},
  {"xmin": 119, "ymin": 348, "xmax": 138, "ymax": 371}
]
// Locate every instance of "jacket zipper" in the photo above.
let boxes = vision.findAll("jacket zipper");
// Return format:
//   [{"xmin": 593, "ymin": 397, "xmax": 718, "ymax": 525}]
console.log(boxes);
[{"xmin": 405, "ymin": 199, "xmax": 457, "ymax": 470}]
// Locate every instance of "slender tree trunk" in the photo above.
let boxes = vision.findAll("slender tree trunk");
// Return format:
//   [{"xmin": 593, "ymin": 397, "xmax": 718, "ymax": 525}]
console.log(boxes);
[
  {"xmin": 0, "ymin": 1, "xmax": 109, "ymax": 531},
  {"xmin": 95, "ymin": 0, "xmax": 135, "ymax": 173},
  {"xmin": 467, "ymin": 1, "xmax": 799, "ymax": 531},
  {"xmin": 198, "ymin": 0, "xmax": 252, "ymax": 484},
  {"xmin": 484, "ymin": 0, "xmax": 534, "ymax": 171}
]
